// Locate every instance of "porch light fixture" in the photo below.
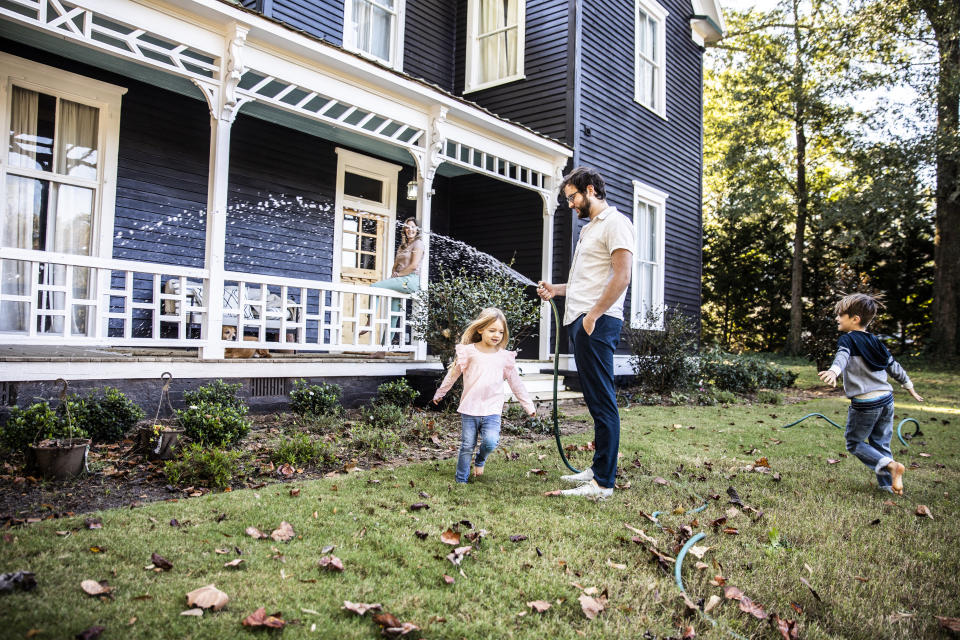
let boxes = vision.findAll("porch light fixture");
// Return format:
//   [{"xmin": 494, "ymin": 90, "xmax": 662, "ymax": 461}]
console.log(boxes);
[{"xmin": 406, "ymin": 180, "xmax": 419, "ymax": 200}]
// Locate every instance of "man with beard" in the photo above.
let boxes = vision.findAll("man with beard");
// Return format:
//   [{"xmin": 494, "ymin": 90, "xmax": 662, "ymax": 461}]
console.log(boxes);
[{"xmin": 537, "ymin": 167, "xmax": 635, "ymax": 499}]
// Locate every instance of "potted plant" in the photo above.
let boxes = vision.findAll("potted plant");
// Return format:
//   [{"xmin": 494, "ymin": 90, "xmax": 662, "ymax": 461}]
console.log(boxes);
[
  {"xmin": 4, "ymin": 401, "xmax": 91, "ymax": 480},
  {"xmin": 136, "ymin": 421, "xmax": 183, "ymax": 460}
]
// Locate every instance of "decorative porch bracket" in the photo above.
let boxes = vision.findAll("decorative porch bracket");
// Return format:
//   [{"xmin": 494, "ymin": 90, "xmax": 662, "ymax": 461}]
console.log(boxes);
[{"xmin": 192, "ymin": 22, "xmax": 251, "ymax": 360}]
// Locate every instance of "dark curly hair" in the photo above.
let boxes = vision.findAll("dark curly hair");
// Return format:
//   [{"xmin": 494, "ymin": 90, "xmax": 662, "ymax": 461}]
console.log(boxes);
[{"xmin": 559, "ymin": 166, "xmax": 607, "ymax": 201}]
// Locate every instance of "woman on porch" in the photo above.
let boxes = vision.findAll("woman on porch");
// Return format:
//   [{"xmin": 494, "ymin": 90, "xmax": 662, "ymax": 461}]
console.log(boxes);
[{"xmin": 367, "ymin": 217, "xmax": 423, "ymax": 342}]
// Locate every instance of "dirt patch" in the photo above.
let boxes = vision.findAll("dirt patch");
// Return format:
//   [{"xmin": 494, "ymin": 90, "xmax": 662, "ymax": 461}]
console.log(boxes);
[{"xmin": 0, "ymin": 405, "xmax": 594, "ymax": 526}]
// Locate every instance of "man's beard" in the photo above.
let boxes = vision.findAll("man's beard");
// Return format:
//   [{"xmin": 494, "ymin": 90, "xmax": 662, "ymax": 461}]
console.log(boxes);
[{"xmin": 576, "ymin": 196, "xmax": 591, "ymax": 219}]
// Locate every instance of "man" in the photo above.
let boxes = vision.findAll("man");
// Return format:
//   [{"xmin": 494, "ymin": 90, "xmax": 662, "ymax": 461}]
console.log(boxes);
[{"xmin": 538, "ymin": 167, "xmax": 634, "ymax": 499}]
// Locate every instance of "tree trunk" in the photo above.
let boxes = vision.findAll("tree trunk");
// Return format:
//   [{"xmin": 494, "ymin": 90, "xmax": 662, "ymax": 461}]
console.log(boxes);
[
  {"xmin": 926, "ymin": 0, "xmax": 960, "ymax": 357},
  {"xmin": 788, "ymin": 0, "xmax": 808, "ymax": 355}
]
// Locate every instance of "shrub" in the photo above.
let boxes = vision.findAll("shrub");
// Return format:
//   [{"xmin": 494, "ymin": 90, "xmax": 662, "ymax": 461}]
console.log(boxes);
[
  {"xmin": 271, "ymin": 432, "xmax": 337, "ymax": 467},
  {"xmin": 699, "ymin": 349, "xmax": 798, "ymax": 393},
  {"xmin": 714, "ymin": 390, "xmax": 738, "ymax": 404},
  {"xmin": 624, "ymin": 307, "xmax": 699, "ymax": 393},
  {"xmin": 289, "ymin": 380, "xmax": 342, "ymax": 417},
  {"xmin": 294, "ymin": 413, "xmax": 343, "ymax": 437},
  {"xmin": 757, "ymin": 390, "xmax": 783, "ymax": 405},
  {"xmin": 375, "ymin": 378, "xmax": 419, "ymax": 408},
  {"xmin": 349, "ymin": 421, "xmax": 403, "ymax": 457},
  {"xmin": 183, "ymin": 380, "xmax": 244, "ymax": 411},
  {"xmin": 164, "ymin": 443, "xmax": 250, "ymax": 489},
  {"xmin": 359, "ymin": 403, "xmax": 406, "ymax": 431},
  {"xmin": 3, "ymin": 401, "xmax": 88, "ymax": 451},
  {"xmin": 177, "ymin": 400, "xmax": 250, "ymax": 447},
  {"xmin": 411, "ymin": 266, "xmax": 541, "ymax": 368},
  {"xmin": 71, "ymin": 387, "xmax": 145, "ymax": 443}
]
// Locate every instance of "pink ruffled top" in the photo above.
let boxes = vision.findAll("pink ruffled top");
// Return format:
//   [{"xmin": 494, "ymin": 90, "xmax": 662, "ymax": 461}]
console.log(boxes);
[{"xmin": 433, "ymin": 343, "xmax": 535, "ymax": 416}]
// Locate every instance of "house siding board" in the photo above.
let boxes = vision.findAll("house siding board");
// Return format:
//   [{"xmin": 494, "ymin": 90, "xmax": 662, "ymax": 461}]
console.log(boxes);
[
  {"xmin": 270, "ymin": 0, "xmax": 345, "ymax": 44},
  {"xmin": 576, "ymin": 0, "xmax": 704, "ymax": 321},
  {"xmin": 403, "ymin": 0, "xmax": 457, "ymax": 90},
  {"xmin": 453, "ymin": 0, "xmax": 572, "ymax": 143}
]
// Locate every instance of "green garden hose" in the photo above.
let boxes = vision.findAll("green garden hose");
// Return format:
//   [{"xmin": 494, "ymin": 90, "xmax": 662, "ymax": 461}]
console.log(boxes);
[
  {"xmin": 779, "ymin": 412, "xmax": 921, "ymax": 447},
  {"xmin": 548, "ymin": 299, "xmax": 581, "ymax": 474}
]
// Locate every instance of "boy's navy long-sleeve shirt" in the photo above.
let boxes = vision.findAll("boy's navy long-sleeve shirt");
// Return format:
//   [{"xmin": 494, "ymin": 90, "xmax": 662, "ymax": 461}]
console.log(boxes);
[{"xmin": 827, "ymin": 331, "xmax": 913, "ymax": 399}]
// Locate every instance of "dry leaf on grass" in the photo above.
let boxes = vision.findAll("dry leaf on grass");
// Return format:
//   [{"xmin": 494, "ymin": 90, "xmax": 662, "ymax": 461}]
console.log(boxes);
[
  {"xmin": 75, "ymin": 625, "xmax": 105, "ymax": 639},
  {"xmin": 318, "ymin": 555, "xmax": 344, "ymax": 572},
  {"xmin": 799, "ymin": 576, "xmax": 822, "ymax": 602},
  {"xmin": 342, "ymin": 601, "xmax": 382, "ymax": 616},
  {"xmin": 653, "ymin": 477, "xmax": 669, "ymax": 486},
  {"xmin": 704, "ymin": 595, "xmax": 722, "ymax": 613},
  {"xmin": 509, "ymin": 535, "xmax": 528, "ymax": 543},
  {"xmin": 185, "ymin": 584, "xmax": 228, "ymax": 611},
  {"xmin": 447, "ymin": 545, "xmax": 472, "ymax": 566},
  {"xmin": 579, "ymin": 593, "xmax": 606, "ymax": 619},
  {"xmin": 442, "ymin": 574, "xmax": 455, "ymax": 585},
  {"xmin": 738, "ymin": 595, "xmax": 768, "ymax": 619},
  {"xmin": 606, "ymin": 558, "xmax": 627, "ymax": 570},
  {"xmin": 723, "ymin": 585, "xmax": 743, "ymax": 601},
  {"xmin": 245, "ymin": 526, "xmax": 267, "ymax": 540},
  {"xmin": 223, "ymin": 559, "xmax": 244, "ymax": 568},
  {"xmin": 383, "ymin": 622, "xmax": 420, "ymax": 637},
  {"xmin": 687, "ymin": 545, "xmax": 709, "ymax": 559},
  {"xmin": 409, "ymin": 503, "xmax": 430, "ymax": 511},
  {"xmin": 527, "ymin": 600, "xmax": 551, "ymax": 613},
  {"xmin": 936, "ymin": 616, "xmax": 960, "ymax": 632},
  {"xmin": 440, "ymin": 529, "xmax": 460, "ymax": 545},
  {"xmin": 81, "ymin": 580, "xmax": 112, "ymax": 596},
  {"xmin": 271, "ymin": 521, "xmax": 295, "ymax": 542},
  {"xmin": 150, "ymin": 553, "xmax": 172, "ymax": 571},
  {"xmin": 84, "ymin": 518, "xmax": 102, "ymax": 530},
  {"xmin": 774, "ymin": 615, "xmax": 800, "ymax": 639},
  {"xmin": 241, "ymin": 607, "xmax": 285, "ymax": 628},
  {"xmin": 916, "ymin": 505, "xmax": 933, "ymax": 519},
  {"xmin": 180, "ymin": 608, "xmax": 203, "ymax": 617}
]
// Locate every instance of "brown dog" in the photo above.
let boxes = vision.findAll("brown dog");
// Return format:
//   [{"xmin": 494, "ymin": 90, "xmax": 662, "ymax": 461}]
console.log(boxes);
[{"xmin": 222, "ymin": 325, "xmax": 271, "ymax": 358}]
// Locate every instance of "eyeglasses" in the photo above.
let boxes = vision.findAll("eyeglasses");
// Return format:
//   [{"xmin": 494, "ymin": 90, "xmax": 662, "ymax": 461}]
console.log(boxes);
[{"xmin": 564, "ymin": 190, "xmax": 582, "ymax": 204}]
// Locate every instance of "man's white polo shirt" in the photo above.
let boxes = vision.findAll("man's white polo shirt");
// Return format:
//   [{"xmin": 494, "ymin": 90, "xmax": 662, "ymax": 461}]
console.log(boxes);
[{"xmin": 563, "ymin": 206, "xmax": 635, "ymax": 326}]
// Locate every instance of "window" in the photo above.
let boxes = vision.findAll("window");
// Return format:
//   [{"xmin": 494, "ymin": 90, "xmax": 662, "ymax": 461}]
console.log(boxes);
[
  {"xmin": 343, "ymin": 0, "xmax": 405, "ymax": 69},
  {"xmin": 634, "ymin": 0, "xmax": 668, "ymax": 117},
  {"xmin": 630, "ymin": 180, "xmax": 667, "ymax": 329},
  {"xmin": 333, "ymin": 149, "xmax": 400, "ymax": 284},
  {"xmin": 0, "ymin": 53, "xmax": 124, "ymax": 335},
  {"xmin": 465, "ymin": 0, "xmax": 526, "ymax": 93}
]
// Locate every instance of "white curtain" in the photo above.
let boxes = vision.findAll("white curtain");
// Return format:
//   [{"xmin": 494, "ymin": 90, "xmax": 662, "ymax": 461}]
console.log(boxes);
[
  {"xmin": 353, "ymin": 0, "xmax": 393, "ymax": 62},
  {"xmin": 1, "ymin": 88, "xmax": 39, "ymax": 332},
  {"xmin": 479, "ymin": 0, "xmax": 517, "ymax": 84},
  {"xmin": 57, "ymin": 98, "xmax": 99, "ymax": 179}
]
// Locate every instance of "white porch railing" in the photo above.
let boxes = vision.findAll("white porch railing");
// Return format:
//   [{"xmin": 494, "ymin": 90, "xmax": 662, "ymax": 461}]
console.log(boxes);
[{"xmin": 0, "ymin": 249, "xmax": 415, "ymax": 353}]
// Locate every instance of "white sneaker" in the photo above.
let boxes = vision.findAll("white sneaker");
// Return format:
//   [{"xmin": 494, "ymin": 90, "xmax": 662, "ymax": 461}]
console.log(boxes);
[
  {"xmin": 560, "ymin": 467, "xmax": 594, "ymax": 484},
  {"xmin": 559, "ymin": 480, "xmax": 613, "ymax": 499}
]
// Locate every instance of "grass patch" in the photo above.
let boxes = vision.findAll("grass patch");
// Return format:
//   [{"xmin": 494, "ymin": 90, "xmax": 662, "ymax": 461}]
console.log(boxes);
[{"xmin": 1, "ymin": 363, "xmax": 957, "ymax": 638}]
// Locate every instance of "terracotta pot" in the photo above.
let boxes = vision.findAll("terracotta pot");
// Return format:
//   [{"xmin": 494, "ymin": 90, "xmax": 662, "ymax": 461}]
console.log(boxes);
[
  {"xmin": 27, "ymin": 438, "xmax": 90, "ymax": 480},
  {"xmin": 137, "ymin": 427, "xmax": 183, "ymax": 460}
]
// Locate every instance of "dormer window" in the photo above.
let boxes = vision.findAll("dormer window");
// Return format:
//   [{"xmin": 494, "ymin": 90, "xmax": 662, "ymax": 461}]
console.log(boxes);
[
  {"xmin": 465, "ymin": 0, "xmax": 526, "ymax": 93},
  {"xmin": 343, "ymin": 0, "xmax": 405, "ymax": 70}
]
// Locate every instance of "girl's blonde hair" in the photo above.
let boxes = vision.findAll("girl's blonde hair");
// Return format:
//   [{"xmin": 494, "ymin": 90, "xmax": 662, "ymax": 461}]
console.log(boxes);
[{"xmin": 460, "ymin": 307, "xmax": 510, "ymax": 348}]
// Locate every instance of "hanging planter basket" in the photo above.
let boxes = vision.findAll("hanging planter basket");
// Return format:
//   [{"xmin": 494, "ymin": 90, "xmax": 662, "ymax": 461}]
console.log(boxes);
[
  {"xmin": 137, "ymin": 372, "xmax": 183, "ymax": 460},
  {"xmin": 27, "ymin": 438, "xmax": 91, "ymax": 480}
]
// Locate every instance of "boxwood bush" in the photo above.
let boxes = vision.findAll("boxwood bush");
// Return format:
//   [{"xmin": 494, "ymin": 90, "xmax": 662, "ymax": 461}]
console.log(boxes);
[
  {"xmin": 289, "ymin": 379, "xmax": 342, "ymax": 416},
  {"xmin": 374, "ymin": 378, "xmax": 419, "ymax": 408},
  {"xmin": 70, "ymin": 387, "xmax": 144, "ymax": 443},
  {"xmin": 183, "ymin": 380, "xmax": 244, "ymax": 411},
  {"xmin": 177, "ymin": 400, "xmax": 250, "ymax": 447}
]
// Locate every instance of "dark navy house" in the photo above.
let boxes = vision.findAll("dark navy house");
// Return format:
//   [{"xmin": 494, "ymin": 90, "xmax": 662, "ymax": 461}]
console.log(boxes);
[{"xmin": 0, "ymin": 0, "xmax": 723, "ymax": 406}]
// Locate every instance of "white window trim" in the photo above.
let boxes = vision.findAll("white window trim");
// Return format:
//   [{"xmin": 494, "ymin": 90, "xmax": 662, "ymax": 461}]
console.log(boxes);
[
  {"xmin": 634, "ymin": 0, "xmax": 668, "ymax": 119},
  {"xmin": 630, "ymin": 180, "xmax": 668, "ymax": 329},
  {"xmin": 342, "ymin": 0, "xmax": 406, "ymax": 71},
  {"xmin": 0, "ymin": 52, "xmax": 126, "ymax": 260},
  {"xmin": 332, "ymin": 148, "xmax": 402, "ymax": 282},
  {"xmin": 464, "ymin": 0, "xmax": 526, "ymax": 93}
]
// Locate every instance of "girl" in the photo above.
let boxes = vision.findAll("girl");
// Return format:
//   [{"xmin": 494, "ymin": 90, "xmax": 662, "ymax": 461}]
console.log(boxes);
[{"xmin": 433, "ymin": 308, "xmax": 536, "ymax": 483}]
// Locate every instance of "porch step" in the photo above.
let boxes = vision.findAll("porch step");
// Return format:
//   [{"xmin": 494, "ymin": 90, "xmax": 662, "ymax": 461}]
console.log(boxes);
[
  {"xmin": 507, "ymin": 390, "xmax": 584, "ymax": 404},
  {"xmin": 504, "ymin": 372, "xmax": 582, "ymax": 404}
]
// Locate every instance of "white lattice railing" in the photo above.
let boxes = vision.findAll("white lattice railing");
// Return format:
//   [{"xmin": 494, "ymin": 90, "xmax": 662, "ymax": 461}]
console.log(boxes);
[{"xmin": 0, "ymin": 250, "xmax": 414, "ymax": 352}]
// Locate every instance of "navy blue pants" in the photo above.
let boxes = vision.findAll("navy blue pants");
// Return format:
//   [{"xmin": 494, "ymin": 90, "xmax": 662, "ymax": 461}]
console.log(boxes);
[{"xmin": 569, "ymin": 314, "xmax": 623, "ymax": 489}]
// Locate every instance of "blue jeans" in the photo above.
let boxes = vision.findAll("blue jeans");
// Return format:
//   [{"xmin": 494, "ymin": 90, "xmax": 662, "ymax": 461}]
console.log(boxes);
[
  {"xmin": 845, "ymin": 394, "xmax": 895, "ymax": 489},
  {"xmin": 456, "ymin": 414, "xmax": 501, "ymax": 483},
  {"xmin": 570, "ymin": 314, "xmax": 623, "ymax": 489}
]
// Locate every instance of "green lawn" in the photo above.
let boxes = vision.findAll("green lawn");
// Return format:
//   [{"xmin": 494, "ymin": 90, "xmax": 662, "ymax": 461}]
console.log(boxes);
[{"xmin": 1, "ymin": 363, "xmax": 958, "ymax": 639}]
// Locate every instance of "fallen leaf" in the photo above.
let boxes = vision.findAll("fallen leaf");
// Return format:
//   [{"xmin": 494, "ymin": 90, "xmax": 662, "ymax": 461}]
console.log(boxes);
[
  {"xmin": 722, "ymin": 527, "xmax": 739, "ymax": 535},
  {"xmin": 414, "ymin": 530, "xmax": 428, "ymax": 540},
  {"xmin": 936, "ymin": 616, "xmax": 960, "ymax": 632},
  {"xmin": 245, "ymin": 526, "xmax": 267, "ymax": 540},
  {"xmin": 372, "ymin": 612, "xmax": 402, "ymax": 628},
  {"xmin": 723, "ymin": 585, "xmax": 744, "ymax": 601},
  {"xmin": 342, "ymin": 601, "xmax": 383, "ymax": 616},
  {"xmin": 653, "ymin": 477, "xmax": 669, "ymax": 486},
  {"xmin": 579, "ymin": 593, "xmax": 606, "ymax": 620},
  {"xmin": 440, "ymin": 529, "xmax": 461, "ymax": 545},
  {"xmin": 446, "ymin": 545, "xmax": 472, "ymax": 566},
  {"xmin": 442, "ymin": 574, "xmax": 455, "ymax": 584},
  {"xmin": 799, "ymin": 576, "xmax": 822, "ymax": 602},
  {"xmin": 755, "ymin": 457, "xmax": 770, "ymax": 468},
  {"xmin": 606, "ymin": 558, "xmax": 627, "ymax": 569},
  {"xmin": 509, "ymin": 535, "xmax": 528, "ymax": 543},
  {"xmin": 150, "ymin": 553, "xmax": 173, "ymax": 571},
  {"xmin": 827, "ymin": 459, "xmax": 840, "ymax": 464},
  {"xmin": 270, "ymin": 521, "xmax": 295, "ymax": 542},
  {"xmin": 529, "ymin": 468, "xmax": 547, "ymax": 476},
  {"xmin": 223, "ymin": 559, "xmax": 244, "ymax": 568},
  {"xmin": 704, "ymin": 595, "xmax": 722, "ymax": 613},
  {"xmin": 918, "ymin": 453, "xmax": 931, "ymax": 458},
  {"xmin": 318, "ymin": 555, "xmax": 344, "ymax": 572},
  {"xmin": 81, "ymin": 580, "xmax": 112, "ymax": 596},
  {"xmin": 383, "ymin": 622, "xmax": 420, "ymax": 636},
  {"xmin": 738, "ymin": 595, "xmax": 767, "ymax": 619},
  {"xmin": 185, "ymin": 584, "xmax": 228, "ymax": 611},
  {"xmin": 289, "ymin": 488, "xmax": 301, "ymax": 497},
  {"xmin": 84, "ymin": 518, "xmax": 102, "ymax": 530},
  {"xmin": 75, "ymin": 626, "xmax": 105, "ymax": 639},
  {"xmin": 278, "ymin": 463, "xmax": 294, "ymax": 477},
  {"xmin": 528, "ymin": 600, "xmax": 551, "ymax": 613},
  {"xmin": 887, "ymin": 611, "xmax": 914, "ymax": 623},
  {"xmin": 688, "ymin": 545, "xmax": 709, "ymax": 559},
  {"xmin": 916, "ymin": 505, "xmax": 933, "ymax": 519},
  {"xmin": 682, "ymin": 625, "xmax": 696, "ymax": 639},
  {"xmin": 854, "ymin": 576, "xmax": 869, "ymax": 583},
  {"xmin": 180, "ymin": 608, "xmax": 204, "ymax": 617},
  {"xmin": 241, "ymin": 607, "xmax": 285, "ymax": 628},
  {"xmin": 774, "ymin": 615, "xmax": 799, "ymax": 640},
  {"xmin": 409, "ymin": 503, "xmax": 430, "ymax": 511}
]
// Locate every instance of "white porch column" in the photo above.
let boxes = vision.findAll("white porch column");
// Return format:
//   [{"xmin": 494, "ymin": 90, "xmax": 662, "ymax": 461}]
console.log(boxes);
[
  {"xmin": 412, "ymin": 106, "xmax": 447, "ymax": 361},
  {"xmin": 539, "ymin": 194, "xmax": 555, "ymax": 361},
  {"xmin": 195, "ymin": 23, "xmax": 251, "ymax": 360}
]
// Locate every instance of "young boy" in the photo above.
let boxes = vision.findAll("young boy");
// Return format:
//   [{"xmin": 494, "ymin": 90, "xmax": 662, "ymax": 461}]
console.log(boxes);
[{"xmin": 818, "ymin": 293, "xmax": 923, "ymax": 495}]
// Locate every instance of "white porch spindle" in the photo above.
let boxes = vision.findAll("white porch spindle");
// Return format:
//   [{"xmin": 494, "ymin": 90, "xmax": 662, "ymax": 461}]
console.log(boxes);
[{"xmin": 539, "ymin": 196, "xmax": 555, "ymax": 361}]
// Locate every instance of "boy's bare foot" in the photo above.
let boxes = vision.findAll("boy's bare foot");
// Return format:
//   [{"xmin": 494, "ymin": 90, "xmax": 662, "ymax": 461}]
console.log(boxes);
[
  {"xmin": 888, "ymin": 461, "xmax": 905, "ymax": 495},
  {"xmin": 473, "ymin": 466, "xmax": 484, "ymax": 477}
]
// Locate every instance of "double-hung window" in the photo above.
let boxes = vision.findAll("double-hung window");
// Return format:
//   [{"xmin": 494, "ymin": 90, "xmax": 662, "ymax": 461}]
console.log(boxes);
[
  {"xmin": 465, "ymin": 0, "xmax": 526, "ymax": 92},
  {"xmin": 1, "ymin": 53, "xmax": 124, "ymax": 335},
  {"xmin": 343, "ymin": 0, "xmax": 405, "ymax": 69},
  {"xmin": 634, "ymin": 0, "xmax": 668, "ymax": 117},
  {"xmin": 631, "ymin": 180, "xmax": 667, "ymax": 329}
]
